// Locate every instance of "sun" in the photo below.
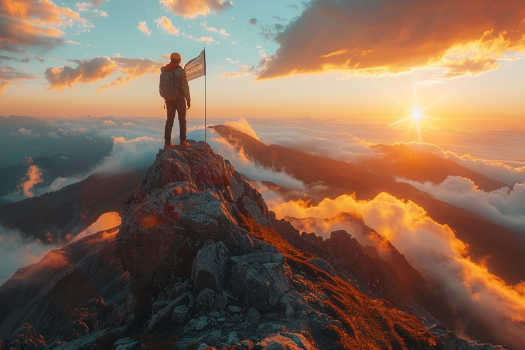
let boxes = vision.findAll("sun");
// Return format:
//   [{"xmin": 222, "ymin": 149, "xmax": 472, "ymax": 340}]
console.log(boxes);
[{"xmin": 411, "ymin": 109, "xmax": 423, "ymax": 121}]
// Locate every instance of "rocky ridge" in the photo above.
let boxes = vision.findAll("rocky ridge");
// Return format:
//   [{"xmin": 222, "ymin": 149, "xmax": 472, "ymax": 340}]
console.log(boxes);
[{"xmin": 0, "ymin": 140, "xmax": 507, "ymax": 350}]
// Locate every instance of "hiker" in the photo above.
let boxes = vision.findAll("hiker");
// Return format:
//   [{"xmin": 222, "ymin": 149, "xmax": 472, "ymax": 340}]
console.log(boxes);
[{"xmin": 160, "ymin": 52, "xmax": 191, "ymax": 149}]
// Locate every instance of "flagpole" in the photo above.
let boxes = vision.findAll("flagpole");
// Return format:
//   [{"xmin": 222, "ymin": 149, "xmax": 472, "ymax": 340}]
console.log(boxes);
[{"xmin": 204, "ymin": 47, "xmax": 207, "ymax": 144}]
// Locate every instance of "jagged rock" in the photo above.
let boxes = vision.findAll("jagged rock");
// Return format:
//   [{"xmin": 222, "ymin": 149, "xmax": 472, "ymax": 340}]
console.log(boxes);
[
  {"xmin": 227, "ymin": 332, "xmax": 240, "ymax": 345},
  {"xmin": 230, "ymin": 252, "xmax": 283, "ymax": 265},
  {"xmin": 197, "ymin": 289, "xmax": 216, "ymax": 311},
  {"xmin": 215, "ymin": 293, "xmax": 228, "ymax": 309},
  {"xmin": 0, "ymin": 338, "xmax": 4, "ymax": 350},
  {"xmin": 240, "ymin": 340, "xmax": 254, "ymax": 350},
  {"xmin": 192, "ymin": 240, "xmax": 229, "ymax": 292},
  {"xmin": 146, "ymin": 292, "xmax": 192, "ymax": 333},
  {"xmin": 172, "ymin": 305, "xmax": 189, "ymax": 323},
  {"xmin": 115, "ymin": 142, "xmax": 271, "ymax": 287},
  {"xmin": 247, "ymin": 307, "xmax": 260, "ymax": 323},
  {"xmin": 228, "ymin": 306, "xmax": 241, "ymax": 313},
  {"xmin": 307, "ymin": 259, "xmax": 336, "ymax": 277},
  {"xmin": 5, "ymin": 324, "xmax": 46, "ymax": 350},
  {"xmin": 195, "ymin": 316, "xmax": 209, "ymax": 330},
  {"xmin": 44, "ymin": 340, "xmax": 66, "ymax": 349},
  {"xmin": 427, "ymin": 324, "xmax": 470, "ymax": 350},
  {"xmin": 114, "ymin": 338, "xmax": 139, "ymax": 350},
  {"xmin": 259, "ymin": 263, "xmax": 290, "ymax": 292},
  {"xmin": 280, "ymin": 333, "xmax": 315, "ymax": 350}
]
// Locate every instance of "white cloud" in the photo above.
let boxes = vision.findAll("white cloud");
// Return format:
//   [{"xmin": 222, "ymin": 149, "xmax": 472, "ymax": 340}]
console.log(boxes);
[
  {"xmin": 102, "ymin": 120, "xmax": 117, "ymax": 126},
  {"xmin": 398, "ymin": 176, "xmax": 525, "ymax": 233},
  {"xmin": 18, "ymin": 128, "xmax": 32, "ymax": 136}
]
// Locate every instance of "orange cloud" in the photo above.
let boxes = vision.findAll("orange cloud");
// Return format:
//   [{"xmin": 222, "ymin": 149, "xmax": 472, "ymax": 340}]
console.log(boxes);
[
  {"xmin": 0, "ymin": 80, "xmax": 11, "ymax": 93},
  {"xmin": 17, "ymin": 158, "xmax": 43, "ymax": 197},
  {"xmin": 257, "ymin": 0, "xmax": 525, "ymax": 81},
  {"xmin": 98, "ymin": 76, "xmax": 123, "ymax": 94},
  {"xmin": 45, "ymin": 55, "xmax": 162, "ymax": 91},
  {"xmin": 160, "ymin": 0, "xmax": 232, "ymax": 18},
  {"xmin": 45, "ymin": 56, "xmax": 117, "ymax": 91},
  {"xmin": 155, "ymin": 16, "xmax": 179, "ymax": 35},
  {"xmin": 0, "ymin": 0, "xmax": 80, "ymax": 52},
  {"xmin": 137, "ymin": 21, "xmax": 151, "ymax": 35},
  {"xmin": 224, "ymin": 118, "xmax": 259, "ymax": 140},
  {"xmin": 269, "ymin": 192, "xmax": 525, "ymax": 348}
]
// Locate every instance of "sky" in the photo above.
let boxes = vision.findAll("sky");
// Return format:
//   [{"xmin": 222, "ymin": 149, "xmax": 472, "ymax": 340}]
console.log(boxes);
[{"xmin": 1, "ymin": 0, "xmax": 525, "ymax": 130}]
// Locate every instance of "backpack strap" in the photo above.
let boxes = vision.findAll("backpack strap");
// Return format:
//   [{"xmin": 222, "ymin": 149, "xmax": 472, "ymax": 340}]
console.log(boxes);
[{"xmin": 172, "ymin": 68, "xmax": 185, "ymax": 98}]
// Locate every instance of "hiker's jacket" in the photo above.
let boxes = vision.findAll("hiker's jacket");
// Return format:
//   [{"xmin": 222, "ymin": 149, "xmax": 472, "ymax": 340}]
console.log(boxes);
[{"xmin": 164, "ymin": 62, "xmax": 191, "ymax": 102}]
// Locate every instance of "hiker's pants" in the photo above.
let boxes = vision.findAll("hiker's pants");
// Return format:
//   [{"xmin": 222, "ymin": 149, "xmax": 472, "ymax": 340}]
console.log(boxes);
[{"xmin": 165, "ymin": 98, "xmax": 187, "ymax": 142}]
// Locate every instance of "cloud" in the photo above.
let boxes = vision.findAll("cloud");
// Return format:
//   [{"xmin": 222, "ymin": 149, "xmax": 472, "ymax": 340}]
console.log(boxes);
[
  {"xmin": 92, "ymin": 0, "xmax": 108, "ymax": 6},
  {"xmin": 91, "ymin": 9, "xmax": 108, "ymax": 18},
  {"xmin": 160, "ymin": 0, "xmax": 232, "ymax": 18},
  {"xmin": 155, "ymin": 16, "xmax": 179, "ymax": 35},
  {"xmin": 17, "ymin": 127, "xmax": 32, "ymax": 136},
  {"xmin": 0, "ymin": 65, "xmax": 38, "ymax": 83},
  {"xmin": 93, "ymin": 136, "xmax": 163, "ymax": 174},
  {"xmin": 0, "ymin": 226, "xmax": 59, "ymax": 284},
  {"xmin": 219, "ymin": 28, "xmax": 229, "ymax": 36},
  {"xmin": 98, "ymin": 76, "xmax": 123, "ymax": 94},
  {"xmin": 219, "ymin": 72, "xmax": 250, "ymax": 77},
  {"xmin": 224, "ymin": 118, "xmax": 259, "ymax": 140},
  {"xmin": 269, "ymin": 192, "xmax": 525, "ymax": 349},
  {"xmin": 195, "ymin": 35, "xmax": 213, "ymax": 42},
  {"xmin": 0, "ymin": 0, "xmax": 80, "ymax": 52},
  {"xmin": 399, "ymin": 176, "xmax": 525, "ymax": 233},
  {"xmin": 102, "ymin": 119, "xmax": 117, "ymax": 126},
  {"xmin": 137, "ymin": 21, "xmax": 151, "ymax": 35},
  {"xmin": 45, "ymin": 56, "xmax": 117, "ymax": 91},
  {"xmin": 16, "ymin": 158, "xmax": 43, "ymax": 197},
  {"xmin": 257, "ymin": 0, "xmax": 525, "ymax": 80},
  {"xmin": 249, "ymin": 18, "xmax": 257, "ymax": 25},
  {"xmin": 0, "ymin": 80, "xmax": 11, "ymax": 93},
  {"xmin": 45, "ymin": 55, "xmax": 163, "ymax": 91}
]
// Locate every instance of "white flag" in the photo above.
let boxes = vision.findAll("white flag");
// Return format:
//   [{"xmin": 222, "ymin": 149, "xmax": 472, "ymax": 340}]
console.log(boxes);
[{"xmin": 184, "ymin": 50, "xmax": 206, "ymax": 81}]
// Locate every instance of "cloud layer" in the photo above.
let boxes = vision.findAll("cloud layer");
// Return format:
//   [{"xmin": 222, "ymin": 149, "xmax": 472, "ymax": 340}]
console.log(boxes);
[
  {"xmin": 399, "ymin": 176, "xmax": 525, "ymax": 233},
  {"xmin": 257, "ymin": 0, "xmax": 525, "ymax": 81},
  {"xmin": 269, "ymin": 192, "xmax": 525, "ymax": 348}
]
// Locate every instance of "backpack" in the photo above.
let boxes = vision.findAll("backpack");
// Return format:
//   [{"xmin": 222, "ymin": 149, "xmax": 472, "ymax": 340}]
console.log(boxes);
[{"xmin": 159, "ymin": 67, "xmax": 183, "ymax": 100}]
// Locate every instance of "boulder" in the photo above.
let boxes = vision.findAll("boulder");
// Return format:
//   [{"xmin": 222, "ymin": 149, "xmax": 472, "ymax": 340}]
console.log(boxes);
[
  {"xmin": 427, "ymin": 324, "xmax": 470, "ymax": 350},
  {"xmin": 114, "ymin": 338, "xmax": 140, "ymax": 350},
  {"xmin": 230, "ymin": 262, "xmax": 283, "ymax": 311},
  {"xmin": 172, "ymin": 305, "xmax": 189, "ymax": 323},
  {"xmin": 196, "ymin": 289, "xmax": 216, "ymax": 311},
  {"xmin": 192, "ymin": 240, "xmax": 229, "ymax": 292}
]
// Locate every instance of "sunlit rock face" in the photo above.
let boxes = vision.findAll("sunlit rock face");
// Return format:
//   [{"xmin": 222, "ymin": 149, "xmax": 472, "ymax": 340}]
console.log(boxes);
[{"xmin": 115, "ymin": 140, "xmax": 270, "ymax": 287}]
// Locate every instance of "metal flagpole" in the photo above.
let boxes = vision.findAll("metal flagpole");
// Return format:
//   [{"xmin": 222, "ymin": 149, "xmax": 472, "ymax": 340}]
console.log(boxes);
[{"xmin": 204, "ymin": 47, "xmax": 207, "ymax": 144}]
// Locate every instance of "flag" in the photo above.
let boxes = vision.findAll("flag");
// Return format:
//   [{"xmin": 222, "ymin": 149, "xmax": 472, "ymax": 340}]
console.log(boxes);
[{"xmin": 184, "ymin": 50, "xmax": 206, "ymax": 81}]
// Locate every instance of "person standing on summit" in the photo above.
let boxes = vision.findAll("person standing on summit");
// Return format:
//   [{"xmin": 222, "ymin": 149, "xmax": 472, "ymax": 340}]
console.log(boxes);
[{"xmin": 160, "ymin": 52, "xmax": 191, "ymax": 149}]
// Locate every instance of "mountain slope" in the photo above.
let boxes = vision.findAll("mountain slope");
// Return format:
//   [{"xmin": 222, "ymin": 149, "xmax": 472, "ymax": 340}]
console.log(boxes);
[
  {"xmin": 210, "ymin": 125, "xmax": 525, "ymax": 285},
  {"xmin": 0, "ymin": 172, "xmax": 142, "ymax": 241}
]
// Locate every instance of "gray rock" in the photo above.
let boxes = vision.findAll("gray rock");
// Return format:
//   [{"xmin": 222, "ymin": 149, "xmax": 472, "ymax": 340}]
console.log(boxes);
[
  {"xmin": 172, "ymin": 305, "xmax": 189, "ymax": 323},
  {"xmin": 230, "ymin": 262, "xmax": 283, "ymax": 311},
  {"xmin": 260, "ymin": 263, "xmax": 290, "ymax": 292},
  {"xmin": 215, "ymin": 294, "xmax": 228, "ymax": 309},
  {"xmin": 195, "ymin": 316, "xmax": 209, "ymax": 330},
  {"xmin": 191, "ymin": 240, "xmax": 229, "ymax": 292},
  {"xmin": 259, "ymin": 334, "xmax": 306, "ymax": 350},
  {"xmin": 307, "ymin": 258, "xmax": 336, "ymax": 277},
  {"xmin": 247, "ymin": 307, "xmax": 260, "ymax": 323},
  {"xmin": 228, "ymin": 306, "xmax": 242, "ymax": 313},
  {"xmin": 240, "ymin": 340, "xmax": 254, "ymax": 350},
  {"xmin": 197, "ymin": 289, "xmax": 216, "ymax": 310},
  {"xmin": 227, "ymin": 331, "xmax": 239, "ymax": 345},
  {"xmin": 114, "ymin": 338, "xmax": 139, "ymax": 350},
  {"xmin": 146, "ymin": 293, "xmax": 191, "ymax": 332},
  {"xmin": 152, "ymin": 300, "xmax": 172, "ymax": 314}
]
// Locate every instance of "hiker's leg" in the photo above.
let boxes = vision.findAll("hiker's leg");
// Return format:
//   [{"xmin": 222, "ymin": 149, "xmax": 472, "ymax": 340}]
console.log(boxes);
[
  {"xmin": 176, "ymin": 99, "xmax": 187, "ymax": 142},
  {"xmin": 165, "ymin": 100, "xmax": 176, "ymax": 143}
]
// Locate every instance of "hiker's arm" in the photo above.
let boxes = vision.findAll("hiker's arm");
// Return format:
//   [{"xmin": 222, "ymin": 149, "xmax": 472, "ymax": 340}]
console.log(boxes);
[{"xmin": 181, "ymin": 72, "xmax": 191, "ymax": 103}]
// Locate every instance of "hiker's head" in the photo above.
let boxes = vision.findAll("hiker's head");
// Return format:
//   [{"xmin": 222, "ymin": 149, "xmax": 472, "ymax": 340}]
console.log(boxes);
[{"xmin": 170, "ymin": 52, "xmax": 181, "ymax": 64}]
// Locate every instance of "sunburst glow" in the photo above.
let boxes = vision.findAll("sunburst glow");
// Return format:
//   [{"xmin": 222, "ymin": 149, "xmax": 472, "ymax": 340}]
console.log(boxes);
[{"xmin": 412, "ymin": 109, "xmax": 423, "ymax": 121}]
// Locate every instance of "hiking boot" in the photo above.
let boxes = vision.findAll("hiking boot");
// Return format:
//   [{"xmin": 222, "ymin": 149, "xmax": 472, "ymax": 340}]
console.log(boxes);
[
  {"xmin": 180, "ymin": 140, "xmax": 190, "ymax": 149},
  {"xmin": 164, "ymin": 141, "xmax": 176, "ymax": 150}
]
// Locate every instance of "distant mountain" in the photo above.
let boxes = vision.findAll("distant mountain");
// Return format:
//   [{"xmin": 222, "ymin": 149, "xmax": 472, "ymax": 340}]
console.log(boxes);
[
  {"xmin": 0, "ymin": 227, "xmax": 128, "ymax": 342},
  {"xmin": 0, "ymin": 154, "xmax": 103, "ymax": 198},
  {"xmin": 0, "ymin": 115, "xmax": 47, "ymax": 128},
  {"xmin": 210, "ymin": 125, "xmax": 525, "ymax": 285},
  {"xmin": 0, "ymin": 171, "xmax": 142, "ymax": 241}
]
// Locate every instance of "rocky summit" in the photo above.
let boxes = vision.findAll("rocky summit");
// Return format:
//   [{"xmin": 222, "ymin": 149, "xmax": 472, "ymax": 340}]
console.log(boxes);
[{"xmin": 0, "ymin": 140, "xmax": 506, "ymax": 350}]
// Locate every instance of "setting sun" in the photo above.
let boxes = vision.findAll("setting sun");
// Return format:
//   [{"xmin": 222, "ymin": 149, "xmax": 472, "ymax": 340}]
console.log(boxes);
[{"xmin": 412, "ymin": 109, "xmax": 423, "ymax": 121}]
